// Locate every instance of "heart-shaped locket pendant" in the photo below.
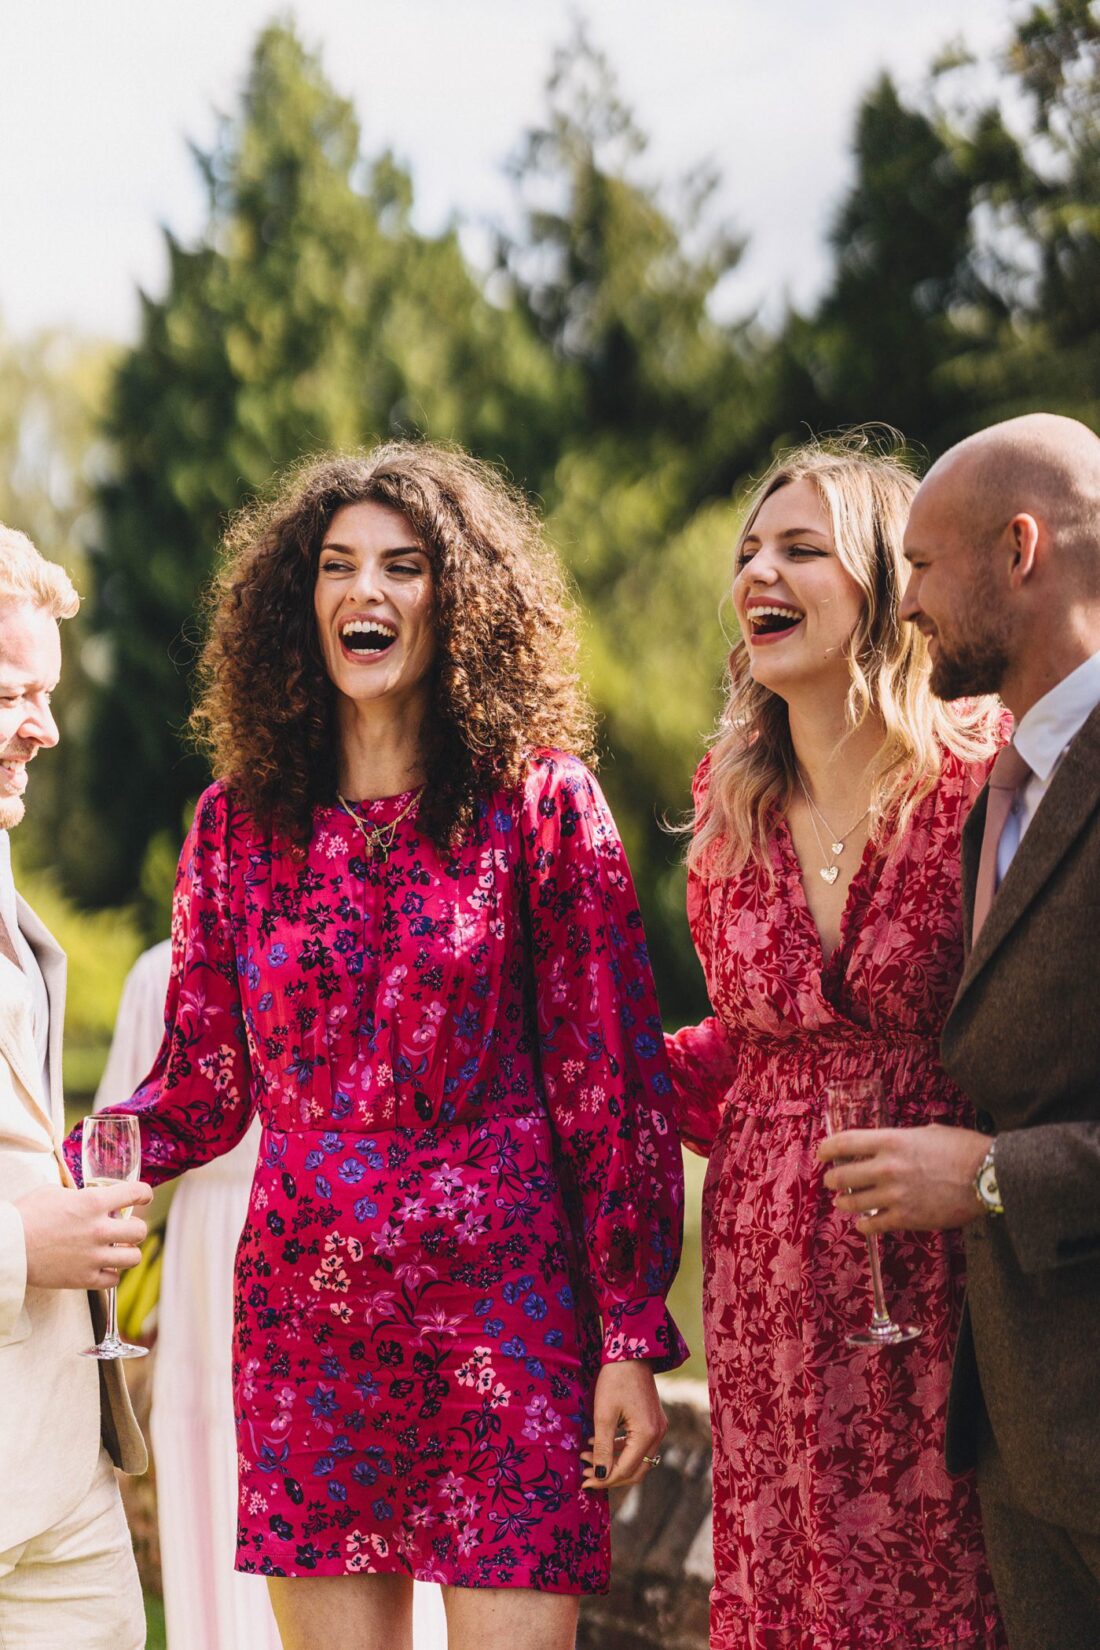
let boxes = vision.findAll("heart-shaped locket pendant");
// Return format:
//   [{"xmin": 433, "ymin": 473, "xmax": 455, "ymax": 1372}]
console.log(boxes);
[
  {"xmin": 820, "ymin": 864, "xmax": 839, "ymax": 884},
  {"xmin": 831, "ymin": 842, "xmax": 845, "ymax": 856}
]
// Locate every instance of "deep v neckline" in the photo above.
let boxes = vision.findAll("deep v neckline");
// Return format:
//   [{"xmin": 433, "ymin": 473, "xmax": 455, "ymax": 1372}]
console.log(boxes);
[{"xmin": 776, "ymin": 813, "xmax": 877, "ymax": 974}]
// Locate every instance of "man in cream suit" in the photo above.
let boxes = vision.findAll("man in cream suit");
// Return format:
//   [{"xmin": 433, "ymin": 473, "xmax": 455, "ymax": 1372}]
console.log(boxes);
[
  {"xmin": 820, "ymin": 414, "xmax": 1100, "ymax": 1648},
  {"xmin": 0, "ymin": 524, "xmax": 150, "ymax": 1648}
]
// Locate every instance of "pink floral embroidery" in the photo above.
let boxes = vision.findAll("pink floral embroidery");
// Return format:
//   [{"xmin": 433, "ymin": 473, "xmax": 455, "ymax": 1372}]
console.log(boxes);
[{"xmin": 667, "ymin": 747, "xmax": 1006, "ymax": 1650}]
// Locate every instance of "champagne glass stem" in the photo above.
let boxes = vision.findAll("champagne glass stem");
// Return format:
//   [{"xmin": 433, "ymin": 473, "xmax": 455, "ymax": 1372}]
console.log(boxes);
[
  {"xmin": 865, "ymin": 1233, "xmax": 893, "ymax": 1330},
  {"xmin": 104, "ymin": 1281, "xmax": 121, "ymax": 1351}
]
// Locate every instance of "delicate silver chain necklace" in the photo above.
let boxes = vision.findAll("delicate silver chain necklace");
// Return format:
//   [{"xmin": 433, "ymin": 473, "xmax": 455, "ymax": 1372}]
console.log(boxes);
[
  {"xmin": 336, "ymin": 790, "xmax": 420, "ymax": 863},
  {"xmin": 796, "ymin": 772, "xmax": 872, "ymax": 885}
]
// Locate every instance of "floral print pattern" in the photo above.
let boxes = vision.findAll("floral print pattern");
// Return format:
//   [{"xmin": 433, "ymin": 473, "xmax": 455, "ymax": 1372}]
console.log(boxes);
[
  {"xmin": 667, "ymin": 748, "xmax": 1006, "ymax": 1649},
  {"xmin": 68, "ymin": 752, "xmax": 686, "ymax": 1590}
]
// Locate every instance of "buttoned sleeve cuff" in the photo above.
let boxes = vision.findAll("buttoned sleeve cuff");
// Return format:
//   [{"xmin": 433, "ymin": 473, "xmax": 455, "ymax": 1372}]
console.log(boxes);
[
  {"xmin": 0, "ymin": 1200, "xmax": 29, "ymax": 1338},
  {"xmin": 996, "ymin": 1122, "xmax": 1100, "ymax": 1273},
  {"xmin": 601, "ymin": 1296, "xmax": 689, "ymax": 1374}
]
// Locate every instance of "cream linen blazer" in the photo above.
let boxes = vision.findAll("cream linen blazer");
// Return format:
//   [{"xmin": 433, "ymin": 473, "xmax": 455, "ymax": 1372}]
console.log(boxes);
[{"xmin": 0, "ymin": 896, "xmax": 146, "ymax": 1552}]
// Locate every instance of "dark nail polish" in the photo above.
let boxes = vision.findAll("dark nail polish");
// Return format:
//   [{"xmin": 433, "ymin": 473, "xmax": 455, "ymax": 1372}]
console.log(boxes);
[{"xmin": 594, "ymin": 1465, "xmax": 607, "ymax": 1481}]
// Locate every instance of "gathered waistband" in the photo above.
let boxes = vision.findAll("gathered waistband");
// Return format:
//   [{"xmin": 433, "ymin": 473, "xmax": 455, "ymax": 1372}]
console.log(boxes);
[{"xmin": 720, "ymin": 1033, "xmax": 967, "ymax": 1125}]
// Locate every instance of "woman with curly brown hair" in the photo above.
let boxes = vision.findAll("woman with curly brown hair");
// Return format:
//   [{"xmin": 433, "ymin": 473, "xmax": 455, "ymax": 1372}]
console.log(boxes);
[{"xmin": 67, "ymin": 443, "xmax": 686, "ymax": 1650}]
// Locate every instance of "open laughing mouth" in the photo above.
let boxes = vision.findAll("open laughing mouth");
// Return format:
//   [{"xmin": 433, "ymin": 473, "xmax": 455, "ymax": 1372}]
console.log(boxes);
[
  {"xmin": 746, "ymin": 604, "xmax": 804, "ymax": 643},
  {"xmin": 339, "ymin": 618, "xmax": 397, "ymax": 660},
  {"xmin": 0, "ymin": 760, "xmax": 28, "ymax": 794}
]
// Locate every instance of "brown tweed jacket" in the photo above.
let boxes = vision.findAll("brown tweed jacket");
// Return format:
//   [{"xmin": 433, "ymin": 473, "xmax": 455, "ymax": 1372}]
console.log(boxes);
[{"xmin": 941, "ymin": 699, "xmax": 1100, "ymax": 1533}]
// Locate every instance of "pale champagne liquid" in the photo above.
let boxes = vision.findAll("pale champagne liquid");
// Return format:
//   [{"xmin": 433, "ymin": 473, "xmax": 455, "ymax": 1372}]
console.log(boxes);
[{"xmin": 86, "ymin": 1176, "xmax": 133, "ymax": 1220}]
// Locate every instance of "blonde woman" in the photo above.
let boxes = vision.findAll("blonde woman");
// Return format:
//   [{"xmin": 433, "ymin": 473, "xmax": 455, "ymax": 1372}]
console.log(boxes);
[{"xmin": 667, "ymin": 437, "xmax": 1008, "ymax": 1650}]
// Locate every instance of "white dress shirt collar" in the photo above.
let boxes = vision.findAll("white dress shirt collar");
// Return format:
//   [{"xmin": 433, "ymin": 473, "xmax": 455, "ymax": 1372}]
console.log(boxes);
[{"xmin": 1012, "ymin": 648, "xmax": 1100, "ymax": 782}]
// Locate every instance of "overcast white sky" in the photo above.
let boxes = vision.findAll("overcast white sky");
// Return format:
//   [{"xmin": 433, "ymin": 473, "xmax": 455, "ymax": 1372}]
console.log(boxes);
[{"xmin": 1, "ymin": 0, "xmax": 1013, "ymax": 342}]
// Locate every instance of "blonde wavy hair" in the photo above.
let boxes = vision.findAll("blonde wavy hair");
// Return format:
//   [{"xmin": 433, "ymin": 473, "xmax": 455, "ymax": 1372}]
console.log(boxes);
[
  {"xmin": 0, "ymin": 525, "xmax": 78, "ymax": 619},
  {"xmin": 687, "ymin": 433, "xmax": 1001, "ymax": 881}
]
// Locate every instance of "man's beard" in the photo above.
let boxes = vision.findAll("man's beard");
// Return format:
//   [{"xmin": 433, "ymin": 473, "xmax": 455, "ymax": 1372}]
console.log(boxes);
[
  {"xmin": 928, "ymin": 567, "xmax": 1014, "ymax": 701},
  {"xmin": 0, "ymin": 741, "xmax": 36, "ymax": 831},
  {"xmin": 929, "ymin": 628, "xmax": 1011, "ymax": 700},
  {"xmin": 0, "ymin": 795, "xmax": 26, "ymax": 831}
]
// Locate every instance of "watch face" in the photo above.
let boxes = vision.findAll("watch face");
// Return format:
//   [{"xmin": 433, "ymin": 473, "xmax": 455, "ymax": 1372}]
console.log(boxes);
[{"xmin": 978, "ymin": 1160, "xmax": 1002, "ymax": 1209}]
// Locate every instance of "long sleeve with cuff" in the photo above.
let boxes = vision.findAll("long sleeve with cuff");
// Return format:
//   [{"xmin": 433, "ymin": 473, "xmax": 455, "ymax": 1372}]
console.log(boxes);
[
  {"xmin": 64, "ymin": 785, "xmax": 257, "ymax": 1187},
  {"xmin": 520, "ymin": 754, "xmax": 688, "ymax": 1372}
]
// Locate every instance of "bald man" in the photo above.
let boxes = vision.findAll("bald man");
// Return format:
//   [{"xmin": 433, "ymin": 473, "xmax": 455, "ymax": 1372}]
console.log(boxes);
[{"xmin": 818, "ymin": 413, "xmax": 1100, "ymax": 1648}]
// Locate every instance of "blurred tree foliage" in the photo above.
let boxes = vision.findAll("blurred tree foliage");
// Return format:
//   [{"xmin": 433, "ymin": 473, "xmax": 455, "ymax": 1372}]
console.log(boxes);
[
  {"xmin": 71, "ymin": 20, "xmax": 749, "ymax": 1014},
  {"xmin": 939, "ymin": 0, "xmax": 1100, "ymax": 425},
  {"xmin": 771, "ymin": 0, "xmax": 1100, "ymax": 451},
  {"xmin": 496, "ymin": 26, "xmax": 761, "ymax": 1007},
  {"xmin": 74, "ymin": 23, "xmax": 561, "ymax": 921},
  {"xmin": 4, "ymin": 2, "xmax": 1097, "ymax": 1027},
  {"xmin": 0, "ymin": 327, "xmax": 118, "ymax": 884}
]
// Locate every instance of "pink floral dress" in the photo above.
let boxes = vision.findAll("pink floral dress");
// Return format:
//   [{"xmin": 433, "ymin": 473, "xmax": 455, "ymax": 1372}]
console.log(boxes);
[
  {"xmin": 67, "ymin": 752, "xmax": 686, "ymax": 1591},
  {"xmin": 667, "ymin": 748, "xmax": 1005, "ymax": 1650}
]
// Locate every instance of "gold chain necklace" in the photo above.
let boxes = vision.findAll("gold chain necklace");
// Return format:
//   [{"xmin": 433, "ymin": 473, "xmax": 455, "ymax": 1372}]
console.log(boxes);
[
  {"xmin": 336, "ymin": 790, "xmax": 420, "ymax": 863},
  {"xmin": 796, "ymin": 772, "xmax": 872, "ymax": 886}
]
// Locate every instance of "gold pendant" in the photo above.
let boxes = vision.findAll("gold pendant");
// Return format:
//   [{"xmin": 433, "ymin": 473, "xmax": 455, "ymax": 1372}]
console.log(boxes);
[
  {"xmin": 831, "ymin": 841, "xmax": 844, "ymax": 856},
  {"xmin": 367, "ymin": 826, "xmax": 393, "ymax": 862},
  {"xmin": 820, "ymin": 864, "xmax": 839, "ymax": 885}
]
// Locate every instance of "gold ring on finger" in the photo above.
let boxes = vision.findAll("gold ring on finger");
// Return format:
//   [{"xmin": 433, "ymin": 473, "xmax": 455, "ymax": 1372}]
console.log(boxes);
[{"xmin": 642, "ymin": 1454, "xmax": 661, "ymax": 1467}]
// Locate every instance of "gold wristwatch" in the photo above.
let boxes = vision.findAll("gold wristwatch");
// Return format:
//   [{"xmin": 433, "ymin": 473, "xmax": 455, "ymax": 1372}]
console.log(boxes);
[{"xmin": 974, "ymin": 1142, "xmax": 1004, "ymax": 1216}]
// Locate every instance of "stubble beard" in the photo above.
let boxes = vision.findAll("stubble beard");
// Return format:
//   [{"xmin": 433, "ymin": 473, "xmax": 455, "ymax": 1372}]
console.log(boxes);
[
  {"xmin": 0, "ymin": 794, "xmax": 26, "ymax": 831},
  {"xmin": 927, "ymin": 563, "xmax": 1015, "ymax": 701},
  {"xmin": 929, "ymin": 631, "xmax": 1011, "ymax": 700}
]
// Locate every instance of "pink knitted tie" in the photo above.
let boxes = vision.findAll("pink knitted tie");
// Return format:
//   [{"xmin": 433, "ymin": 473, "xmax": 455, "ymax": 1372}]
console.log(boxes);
[{"xmin": 972, "ymin": 743, "xmax": 1031, "ymax": 943}]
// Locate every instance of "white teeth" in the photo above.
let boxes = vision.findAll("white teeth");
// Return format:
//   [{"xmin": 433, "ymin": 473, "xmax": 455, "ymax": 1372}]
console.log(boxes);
[
  {"xmin": 749, "ymin": 606, "xmax": 803, "ymax": 622},
  {"xmin": 340, "ymin": 619, "xmax": 396, "ymax": 639}
]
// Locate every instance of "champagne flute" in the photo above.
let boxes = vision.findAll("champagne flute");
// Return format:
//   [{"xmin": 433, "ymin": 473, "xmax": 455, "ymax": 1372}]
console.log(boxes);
[
  {"xmin": 824, "ymin": 1078, "xmax": 921, "ymax": 1349},
  {"xmin": 79, "ymin": 1114, "xmax": 149, "ymax": 1361}
]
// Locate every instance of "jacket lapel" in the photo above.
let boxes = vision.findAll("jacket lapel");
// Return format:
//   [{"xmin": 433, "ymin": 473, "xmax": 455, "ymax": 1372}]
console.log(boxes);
[
  {"xmin": 956, "ymin": 703, "xmax": 1100, "ymax": 1004},
  {"xmin": 0, "ymin": 953, "xmax": 50, "ymax": 1131},
  {"xmin": 16, "ymin": 894, "xmax": 67, "ymax": 1131}
]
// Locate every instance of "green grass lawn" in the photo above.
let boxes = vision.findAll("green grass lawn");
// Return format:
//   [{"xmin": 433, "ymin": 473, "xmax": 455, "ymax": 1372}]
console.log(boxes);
[{"xmin": 144, "ymin": 1593, "xmax": 165, "ymax": 1648}]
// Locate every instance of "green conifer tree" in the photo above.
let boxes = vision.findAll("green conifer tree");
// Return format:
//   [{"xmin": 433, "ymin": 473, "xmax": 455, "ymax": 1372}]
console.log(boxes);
[{"xmin": 77, "ymin": 23, "xmax": 553, "ymax": 913}]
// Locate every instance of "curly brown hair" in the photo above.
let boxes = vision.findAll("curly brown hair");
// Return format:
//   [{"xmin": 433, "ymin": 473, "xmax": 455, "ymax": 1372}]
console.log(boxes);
[{"xmin": 191, "ymin": 443, "xmax": 597, "ymax": 849}]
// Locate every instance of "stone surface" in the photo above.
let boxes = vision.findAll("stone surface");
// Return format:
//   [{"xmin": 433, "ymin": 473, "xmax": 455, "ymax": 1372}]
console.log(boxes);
[{"xmin": 578, "ymin": 1378, "xmax": 713, "ymax": 1650}]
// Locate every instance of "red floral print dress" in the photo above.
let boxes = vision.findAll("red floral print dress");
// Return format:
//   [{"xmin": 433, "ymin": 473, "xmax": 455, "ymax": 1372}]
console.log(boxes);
[
  {"xmin": 667, "ymin": 748, "xmax": 1006, "ymax": 1650},
  {"xmin": 68, "ymin": 752, "xmax": 686, "ymax": 1591}
]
